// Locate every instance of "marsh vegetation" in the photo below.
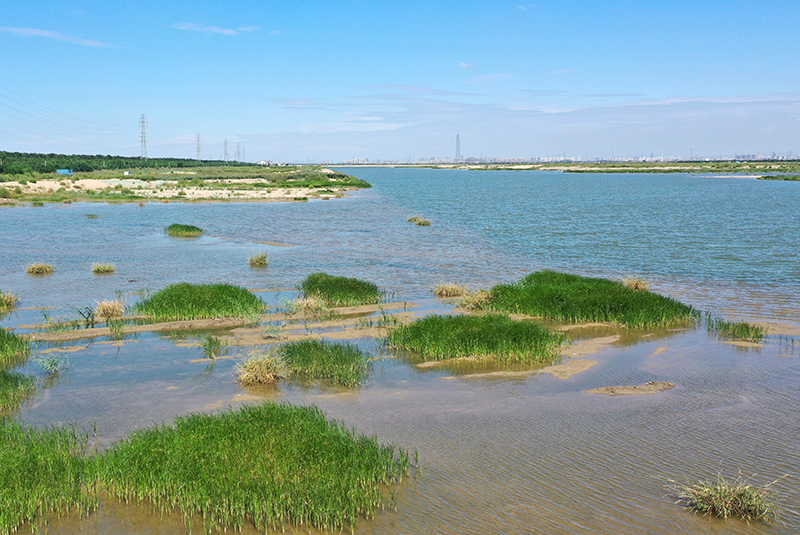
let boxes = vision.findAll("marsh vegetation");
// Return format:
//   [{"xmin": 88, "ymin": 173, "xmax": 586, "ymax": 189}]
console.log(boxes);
[
  {"xmin": 248, "ymin": 251, "xmax": 269, "ymax": 267},
  {"xmin": 300, "ymin": 272, "xmax": 383, "ymax": 307},
  {"xmin": 165, "ymin": 223, "xmax": 203, "ymax": 237},
  {"xmin": 26, "ymin": 263, "xmax": 54, "ymax": 275},
  {"xmin": 666, "ymin": 473, "xmax": 783, "ymax": 522},
  {"xmin": 133, "ymin": 283, "xmax": 264, "ymax": 321}
]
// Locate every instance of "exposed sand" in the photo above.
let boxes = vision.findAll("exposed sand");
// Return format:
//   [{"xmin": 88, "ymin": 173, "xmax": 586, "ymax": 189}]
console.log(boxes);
[
  {"xmin": 586, "ymin": 381, "xmax": 676, "ymax": 396},
  {"xmin": 753, "ymin": 321, "xmax": 800, "ymax": 337}
]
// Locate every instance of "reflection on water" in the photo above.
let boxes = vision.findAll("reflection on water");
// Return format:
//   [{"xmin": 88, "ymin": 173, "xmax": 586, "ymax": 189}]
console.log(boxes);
[{"xmin": 3, "ymin": 169, "xmax": 800, "ymax": 534}]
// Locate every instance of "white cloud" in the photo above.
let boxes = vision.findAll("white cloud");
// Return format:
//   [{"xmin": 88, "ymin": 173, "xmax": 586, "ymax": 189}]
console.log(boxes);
[
  {"xmin": 459, "ymin": 62, "xmax": 474, "ymax": 68},
  {"xmin": 172, "ymin": 23, "xmax": 259, "ymax": 36},
  {"xmin": 0, "ymin": 27, "xmax": 112, "ymax": 47}
]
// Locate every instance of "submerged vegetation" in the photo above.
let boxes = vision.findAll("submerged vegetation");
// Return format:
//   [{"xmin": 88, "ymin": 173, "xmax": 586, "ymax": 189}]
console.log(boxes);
[
  {"xmin": 474, "ymin": 270, "xmax": 697, "ymax": 327},
  {"xmin": 165, "ymin": 223, "xmax": 203, "ymax": 237},
  {"xmin": 666, "ymin": 473, "xmax": 784, "ymax": 522},
  {"xmin": 300, "ymin": 272, "xmax": 383, "ymax": 307},
  {"xmin": 98, "ymin": 403, "xmax": 410, "ymax": 533},
  {"xmin": 707, "ymin": 316, "xmax": 766, "ymax": 342},
  {"xmin": 133, "ymin": 283, "xmax": 264, "ymax": 321},
  {"xmin": 389, "ymin": 314, "xmax": 565, "ymax": 364}
]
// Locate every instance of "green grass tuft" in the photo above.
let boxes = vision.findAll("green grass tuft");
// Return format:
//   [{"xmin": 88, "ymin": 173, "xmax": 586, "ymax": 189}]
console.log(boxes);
[
  {"xmin": 91, "ymin": 263, "xmax": 115, "ymax": 274},
  {"xmin": 97, "ymin": 402, "xmax": 410, "ymax": 533},
  {"xmin": 278, "ymin": 340, "xmax": 371, "ymax": 387},
  {"xmin": 165, "ymin": 223, "xmax": 203, "ymax": 237},
  {"xmin": 0, "ymin": 370, "xmax": 38, "ymax": 411},
  {"xmin": 389, "ymin": 314, "xmax": 566, "ymax": 364},
  {"xmin": 484, "ymin": 270, "xmax": 697, "ymax": 327},
  {"xmin": 667, "ymin": 473, "xmax": 784, "ymax": 522},
  {"xmin": 300, "ymin": 272, "xmax": 383, "ymax": 307},
  {"xmin": 0, "ymin": 329, "xmax": 31, "ymax": 370},
  {"xmin": 0, "ymin": 420, "xmax": 93, "ymax": 534},
  {"xmin": 707, "ymin": 316, "xmax": 766, "ymax": 342},
  {"xmin": 133, "ymin": 283, "xmax": 264, "ymax": 321}
]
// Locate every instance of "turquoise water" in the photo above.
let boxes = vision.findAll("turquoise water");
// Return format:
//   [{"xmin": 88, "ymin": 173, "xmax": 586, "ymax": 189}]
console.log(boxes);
[{"xmin": 2, "ymin": 168, "xmax": 800, "ymax": 534}]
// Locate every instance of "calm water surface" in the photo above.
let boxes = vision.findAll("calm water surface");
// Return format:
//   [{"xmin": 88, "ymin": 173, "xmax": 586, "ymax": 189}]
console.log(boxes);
[{"xmin": 2, "ymin": 168, "xmax": 799, "ymax": 534}]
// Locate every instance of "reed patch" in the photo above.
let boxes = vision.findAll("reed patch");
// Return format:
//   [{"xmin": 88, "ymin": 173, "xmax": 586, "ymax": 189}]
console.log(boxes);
[
  {"xmin": 26, "ymin": 263, "xmax": 54, "ymax": 275},
  {"xmin": 707, "ymin": 316, "xmax": 766, "ymax": 342},
  {"xmin": 389, "ymin": 314, "xmax": 566, "ymax": 365},
  {"xmin": 236, "ymin": 350, "xmax": 289, "ymax": 385},
  {"xmin": 248, "ymin": 251, "xmax": 269, "ymax": 267},
  {"xmin": 666, "ymin": 473, "xmax": 784, "ymax": 522},
  {"xmin": 0, "ymin": 290, "xmax": 19, "ymax": 310},
  {"xmin": 433, "ymin": 282, "xmax": 468, "ymax": 298},
  {"xmin": 91, "ymin": 263, "xmax": 115, "ymax": 274}
]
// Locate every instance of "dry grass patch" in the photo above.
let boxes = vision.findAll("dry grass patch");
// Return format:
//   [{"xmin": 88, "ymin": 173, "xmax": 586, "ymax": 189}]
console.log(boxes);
[
  {"xmin": 433, "ymin": 283, "xmax": 468, "ymax": 298},
  {"xmin": 94, "ymin": 299, "xmax": 125, "ymax": 318},
  {"xmin": 666, "ymin": 473, "xmax": 785, "ymax": 522},
  {"xmin": 91, "ymin": 263, "xmax": 115, "ymax": 274},
  {"xmin": 0, "ymin": 291, "xmax": 19, "ymax": 310},
  {"xmin": 622, "ymin": 276, "xmax": 650, "ymax": 291},
  {"xmin": 26, "ymin": 263, "xmax": 54, "ymax": 275},
  {"xmin": 236, "ymin": 350, "xmax": 290, "ymax": 385}
]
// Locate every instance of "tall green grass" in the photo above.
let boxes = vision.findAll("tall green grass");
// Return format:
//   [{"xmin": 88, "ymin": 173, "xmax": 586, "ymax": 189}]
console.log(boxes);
[
  {"xmin": 707, "ymin": 316, "xmax": 766, "ymax": 342},
  {"xmin": 300, "ymin": 272, "xmax": 383, "ymax": 307},
  {"xmin": 389, "ymin": 314, "xmax": 566, "ymax": 364},
  {"xmin": 165, "ymin": 223, "xmax": 203, "ymax": 237},
  {"xmin": 0, "ymin": 371, "xmax": 37, "ymax": 411},
  {"xmin": 483, "ymin": 271, "xmax": 697, "ymax": 327},
  {"xmin": 98, "ymin": 403, "xmax": 410, "ymax": 533},
  {"xmin": 278, "ymin": 340, "xmax": 371, "ymax": 387},
  {"xmin": 0, "ymin": 329, "xmax": 30, "ymax": 370},
  {"xmin": 0, "ymin": 420, "xmax": 93, "ymax": 535},
  {"xmin": 133, "ymin": 283, "xmax": 264, "ymax": 321}
]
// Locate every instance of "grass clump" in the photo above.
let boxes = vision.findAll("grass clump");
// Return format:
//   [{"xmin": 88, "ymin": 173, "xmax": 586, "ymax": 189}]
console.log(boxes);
[
  {"xmin": 165, "ymin": 223, "xmax": 203, "ymax": 237},
  {"xmin": 622, "ymin": 276, "xmax": 650, "ymax": 291},
  {"xmin": 707, "ymin": 317, "xmax": 766, "ymax": 342},
  {"xmin": 300, "ymin": 272, "xmax": 382, "ymax": 307},
  {"xmin": 91, "ymin": 263, "xmax": 115, "ymax": 274},
  {"xmin": 94, "ymin": 299, "xmax": 125, "ymax": 318},
  {"xmin": 248, "ymin": 251, "xmax": 269, "ymax": 267},
  {"xmin": 278, "ymin": 340, "xmax": 371, "ymax": 387},
  {"xmin": 389, "ymin": 314, "xmax": 565, "ymax": 365},
  {"xmin": 0, "ymin": 421, "xmax": 93, "ymax": 534},
  {"xmin": 199, "ymin": 335, "xmax": 227, "ymax": 359},
  {"xmin": 666, "ymin": 473, "xmax": 783, "ymax": 522},
  {"xmin": 433, "ymin": 282, "xmax": 468, "ymax": 298},
  {"xmin": 0, "ymin": 290, "xmax": 19, "ymax": 310},
  {"xmin": 0, "ymin": 329, "xmax": 31, "ymax": 370},
  {"xmin": 484, "ymin": 270, "xmax": 697, "ymax": 327},
  {"xmin": 236, "ymin": 350, "xmax": 290, "ymax": 385},
  {"xmin": 26, "ymin": 263, "xmax": 54, "ymax": 275},
  {"xmin": 98, "ymin": 402, "xmax": 410, "ymax": 533},
  {"xmin": 133, "ymin": 283, "xmax": 264, "ymax": 321},
  {"xmin": 0, "ymin": 371, "xmax": 37, "ymax": 411}
]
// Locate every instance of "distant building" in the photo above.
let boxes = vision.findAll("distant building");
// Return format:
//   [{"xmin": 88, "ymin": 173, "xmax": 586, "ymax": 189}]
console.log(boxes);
[{"xmin": 56, "ymin": 169, "xmax": 73, "ymax": 176}]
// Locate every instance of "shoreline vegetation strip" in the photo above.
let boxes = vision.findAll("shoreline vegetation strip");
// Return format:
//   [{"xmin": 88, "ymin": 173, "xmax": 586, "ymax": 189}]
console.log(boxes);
[{"xmin": 0, "ymin": 403, "xmax": 411, "ymax": 535}]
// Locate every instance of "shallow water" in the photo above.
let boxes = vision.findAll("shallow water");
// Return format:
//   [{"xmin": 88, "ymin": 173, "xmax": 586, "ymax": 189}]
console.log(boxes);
[{"xmin": 2, "ymin": 168, "xmax": 800, "ymax": 534}]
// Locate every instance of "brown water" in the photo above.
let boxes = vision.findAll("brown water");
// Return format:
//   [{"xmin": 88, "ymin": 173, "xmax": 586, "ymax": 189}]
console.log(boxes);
[{"xmin": 4, "ymin": 168, "xmax": 800, "ymax": 534}]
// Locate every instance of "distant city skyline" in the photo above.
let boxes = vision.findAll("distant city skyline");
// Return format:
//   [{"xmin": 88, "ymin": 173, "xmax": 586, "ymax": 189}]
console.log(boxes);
[{"xmin": 1, "ymin": 1, "xmax": 799, "ymax": 162}]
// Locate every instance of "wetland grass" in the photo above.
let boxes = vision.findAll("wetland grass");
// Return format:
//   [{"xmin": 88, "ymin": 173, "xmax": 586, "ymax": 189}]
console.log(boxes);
[
  {"xmin": 248, "ymin": 251, "xmax": 269, "ymax": 267},
  {"xmin": 433, "ymin": 282, "xmax": 468, "ymax": 298},
  {"xmin": 0, "ymin": 420, "xmax": 93, "ymax": 535},
  {"xmin": 484, "ymin": 270, "xmax": 697, "ymax": 327},
  {"xmin": 389, "ymin": 314, "xmax": 566, "ymax": 364},
  {"xmin": 26, "ymin": 263, "xmax": 54, "ymax": 275},
  {"xmin": 165, "ymin": 223, "xmax": 203, "ymax": 237},
  {"xmin": 0, "ymin": 370, "xmax": 37, "ymax": 410},
  {"xmin": 666, "ymin": 473, "xmax": 783, "ymax": 522},
  {"xmin": 0, "ymin": 329, "xmax": 31, "ymax": 369},
  {"xmin": 133, "ymin": 283, "xmax": 264, "ymax": 321},
  {"xmin": 0, "ymin": 290, "xmax": 18, "ymax": 310},
  {"xmin": 278, "ymin": 340, "xmax": 371, "ymax": 387},
  {"xmin": 300, "ymin": 272, "xmax": 383, "ymax": 307},
  {"xmin": 91, "ymin": 263, "xmax": 115, "ymax": 274},
  {"xmin": 94, "ymin": 299, "xmax": 125, "ymax": 318},
  {"xmin": 98, "ymin": 402, "xmax": 410, "ymax": 533},
  {"xmin": 707, "ymin": 316, "xmax": 766, "ymax": 342},
  {"xmin": 622, "ymin": 276, "xmax": 650, "ymax": 291}
]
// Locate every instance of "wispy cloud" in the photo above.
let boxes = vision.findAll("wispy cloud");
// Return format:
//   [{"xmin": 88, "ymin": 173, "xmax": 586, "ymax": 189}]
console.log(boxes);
[
  {"xmin": 0, "ymin": 27, "xmax": 112, "ymax": 47},
  {"xmin": 460, "ymin": 62, "xmax": 474, "ymax": 68},
  {"xmin": 517, "ymin": 4, "xmax": 535, "ymax": 11},
  {"xmin": 467, "ymin": 73, "xmax": 512, "ymax": 84},
  {"xmin": 172, "ymin": 23, "xmax": 260, "ymax": 36}
]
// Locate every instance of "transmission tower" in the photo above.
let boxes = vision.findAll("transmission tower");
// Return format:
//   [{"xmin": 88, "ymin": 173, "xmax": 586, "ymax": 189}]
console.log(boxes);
[
  {"xmin": 455, "ymin": 134, "xmax": 461, "ymax": 160},
  {"xmin": 224, "ymin": 139, "xmax": 229, "ymax": 164},
  {"xmin": 236, "ymin": 142, "xmax": 241, "ymax": 163},
  {"xmin": 139, "ymin": 114, "xmax": 148, "ymax": 159},
  {"xmin": 196, "ymin": 133, "xmax": 202, "ymax": 162}
]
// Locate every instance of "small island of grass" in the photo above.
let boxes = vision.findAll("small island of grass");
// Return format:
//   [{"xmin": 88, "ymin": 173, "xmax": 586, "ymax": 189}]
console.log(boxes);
[
  {"xmin": 389, "ymin": 313, "xmax": 565, "ymax": 365},
  {"xmin": 165, "ymin": 223, "xmax": 203, "ymax": 237},
  {"xmin": 300, "ymin": 272, "xmax": 383, "ymax": 307},
  {"xmin": 133, "ymin": 282, "xmax": 263, "ymax": 321},
  {"xmin": 471, "ymin": 270, "xmax": 697, "ymax": 327}
]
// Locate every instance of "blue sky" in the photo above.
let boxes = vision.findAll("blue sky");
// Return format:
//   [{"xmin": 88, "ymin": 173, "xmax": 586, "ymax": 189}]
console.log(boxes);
[{"xmin": 1, "ymin": 0, "xmax": 799, "ymax": 162}]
